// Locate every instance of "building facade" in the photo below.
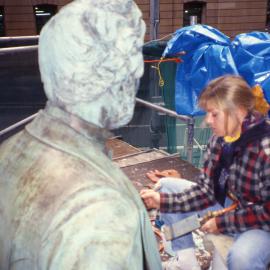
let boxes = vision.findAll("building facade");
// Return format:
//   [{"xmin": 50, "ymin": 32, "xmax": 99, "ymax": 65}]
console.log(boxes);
[{"xmin": 0, "ymin": 0, "xmax": 268, "ymax": 40}]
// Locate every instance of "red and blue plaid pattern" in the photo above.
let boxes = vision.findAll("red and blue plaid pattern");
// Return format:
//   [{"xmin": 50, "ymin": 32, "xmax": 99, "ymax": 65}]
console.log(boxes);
[{"xmin": 160, "ymin": 113, "xmax": 270, "ymax": 233}]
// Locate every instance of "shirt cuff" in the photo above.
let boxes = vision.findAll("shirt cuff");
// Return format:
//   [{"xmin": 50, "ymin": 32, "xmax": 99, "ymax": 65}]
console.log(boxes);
[
  {"xmin": 215, "ymin": 215, "xmax": 226, "ymax": 233},
  {"xmin": 159, "ymin": 192, "xmax": 172, "ymax": 213}
]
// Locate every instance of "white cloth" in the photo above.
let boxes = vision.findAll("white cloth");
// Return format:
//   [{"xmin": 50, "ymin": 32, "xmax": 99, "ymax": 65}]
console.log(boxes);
[{"xmin": 162, "ymin": 248, "xmax": 200, "ymax": 270}]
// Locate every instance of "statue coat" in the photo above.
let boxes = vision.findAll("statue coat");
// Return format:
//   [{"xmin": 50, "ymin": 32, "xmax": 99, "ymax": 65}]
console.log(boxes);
[{"xmin": 0, "ymin": 105, "xmax": 161, "ymax": 270}]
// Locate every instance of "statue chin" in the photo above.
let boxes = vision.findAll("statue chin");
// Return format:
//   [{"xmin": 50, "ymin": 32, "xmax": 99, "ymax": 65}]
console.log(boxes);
[
  {"xmin": 63, "ymin": 91, "xmax": 136, "ymax": 130},
  {"xmin": 107, "ymin": 108, "xmax": 134, "ymax": 130}
]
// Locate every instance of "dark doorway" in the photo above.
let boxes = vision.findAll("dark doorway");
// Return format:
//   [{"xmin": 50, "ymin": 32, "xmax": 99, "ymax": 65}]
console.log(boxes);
[
  {"xmin": 266, "ymin": 0, "xmax": 270, "ymax": 31},
  {"xmin": 183, "ymin": 1, "xmax": 205, "ymax": 26},
  {"xmin": 34, "ymin": 4, "xmax": 57, "ymax": 34},
  {"xmin": 0, "ymin": 7, "xmax": 5, "ymax": 36}
]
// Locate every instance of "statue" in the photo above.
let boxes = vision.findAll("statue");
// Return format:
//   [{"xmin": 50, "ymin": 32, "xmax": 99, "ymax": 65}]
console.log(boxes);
[{"xmin": 0, "ymin": 0, "xmax": 162, "ymax": 269}]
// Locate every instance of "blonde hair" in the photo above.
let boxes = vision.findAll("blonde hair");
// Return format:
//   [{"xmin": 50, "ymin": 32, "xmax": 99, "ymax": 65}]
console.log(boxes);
[
  {"xmin": 199, "ymin": 75, "xmax": 255, "ymax": 112},
  {"xmin": 199, "ymin": 75, "xmax": 255, "ymax": 132}
]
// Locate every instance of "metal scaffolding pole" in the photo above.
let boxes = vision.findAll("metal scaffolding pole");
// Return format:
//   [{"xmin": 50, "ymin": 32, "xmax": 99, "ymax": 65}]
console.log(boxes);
[
  {"xmin": 0, "ymin": 30, "xmax": 195, "ymax": 163},
  {"xmin": 136, "ymin": 98, "xmax": 194, "ymax": 163},
  {"xmin": 149, "ymin": 0, "xmax": 162, "ymax": 148},
  {"xmin": 0, "ymin": 99, "xmax": 194, "ymax": 163},
  {"xmin": 0, "ymin": 113, "xmax": 37, "ymax": 137},
  {"xmin": 0, "ymin": 45, "xmax": 38, "ymax": 55},
  {"xmin": 150, "ymin": 0, "xmax": 160, "ymax": 40},
  {"xmin": 136, "ymin": 98, "xmax": 190, "ymax": 122},
  {"xmin": 0, "ymin": 36, "xmax": 39, "ymax": 43},
  {"xmin": 0, "ymin": 36, "xmax": 39, "ymax": 50}
]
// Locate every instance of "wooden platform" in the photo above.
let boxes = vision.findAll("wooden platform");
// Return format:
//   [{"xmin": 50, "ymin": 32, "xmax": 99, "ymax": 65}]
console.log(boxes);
[
  {"xmin": 106, "ymin": 138, "xmax": 212, "ymax": 267},
  {"xmin": 106, "ymin": 137, "xmax": 200, "ymax": 192},
  {"xmin": 107, "ymin": 138, "xmax": 270, "ymax": 270},
  {"xmin": 121, "ymin": 154, "xmax": 200, "ymax": 191},
  {"xmin": 106, "ymin": 137, "xmax": 142, "ymax": 159},
  {"xmin": 107, "ymin": 138, "xmax": 254, "ymax": 270}
]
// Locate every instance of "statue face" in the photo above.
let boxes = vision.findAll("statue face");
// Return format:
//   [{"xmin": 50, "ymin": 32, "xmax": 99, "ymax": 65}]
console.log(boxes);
[
  {"xmin": 101, "ymin": 76, "xmax": 141, "ymax": 130},
  {"xmin": 68, "ymin": 51, "xmax": 144, "ymax": 130},
  {"xmin": 39, "ymin": 0, "xmax": 146, "ymax": 129}
]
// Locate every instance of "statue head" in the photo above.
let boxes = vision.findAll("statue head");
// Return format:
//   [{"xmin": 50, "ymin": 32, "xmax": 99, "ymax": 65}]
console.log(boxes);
[{"xmin": 38, "ymin": 0, "xmax": 145, "ymax": 129}]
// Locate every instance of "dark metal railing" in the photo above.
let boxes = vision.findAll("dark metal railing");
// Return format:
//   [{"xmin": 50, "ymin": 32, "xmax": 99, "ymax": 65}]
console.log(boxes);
[
  {"xmin": 0, "ymin": 36, "xmax": 194, "ymax": 163},
  {"xmin": 0, "ymin": 99, "xmax": 194, "ymax": 162}
]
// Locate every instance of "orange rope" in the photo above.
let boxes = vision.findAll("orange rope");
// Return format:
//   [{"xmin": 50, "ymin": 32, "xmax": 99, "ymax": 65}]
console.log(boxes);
[
  {"xmin": 144, "ymin": 58, "xmax": 182, "ymax": 63},
  {"xmin": 144, "ymin": 56, "xmax": 184, "ymax": 87}
]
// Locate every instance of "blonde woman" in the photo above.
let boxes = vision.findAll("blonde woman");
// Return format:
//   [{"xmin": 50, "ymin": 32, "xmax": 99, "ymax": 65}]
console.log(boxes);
[{"xmin": 141, "ymin": 75, "xmax": 270, "ymax": 270}]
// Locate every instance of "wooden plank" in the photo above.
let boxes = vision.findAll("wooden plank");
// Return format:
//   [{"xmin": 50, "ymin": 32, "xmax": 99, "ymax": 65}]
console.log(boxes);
[
  {"xmin": 121, "ymin": 154, "xmax": 200, "ymax": 191},
  {"xmin": 114, "ymin": 149, "xmax": 169, "ymax": 167},
  {"xmin": 106, "ymin": 137, "xmax": 142, "ymax": 159}
]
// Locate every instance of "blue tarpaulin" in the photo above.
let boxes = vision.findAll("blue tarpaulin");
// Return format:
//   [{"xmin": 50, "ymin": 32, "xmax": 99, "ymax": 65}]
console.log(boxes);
[
  {"xmin": 231, "ymin": 32, "xmax": 270, "ymax": 104},
  {"xmin": 163, "ymin": 25, "xmax": 270, "ymax": 116}
]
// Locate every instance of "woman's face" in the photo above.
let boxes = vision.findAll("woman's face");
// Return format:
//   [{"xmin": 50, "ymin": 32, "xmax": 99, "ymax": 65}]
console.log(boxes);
[{"xmin": 204, "ymin": 102, "xmax": 241, "ymax": 137}]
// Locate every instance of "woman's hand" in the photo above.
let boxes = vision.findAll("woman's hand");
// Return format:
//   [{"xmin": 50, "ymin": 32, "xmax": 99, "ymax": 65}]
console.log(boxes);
[
  {"xmin": 140, "ymin": 189, "xmax": 161, "ymax": 209},
  {"xmin": 146, "ymin": 169, "xmax": 181, "ymax": 183},
  {"xmin": 201, "ymin": 218, "xmax": 219, "ymax": 234}
]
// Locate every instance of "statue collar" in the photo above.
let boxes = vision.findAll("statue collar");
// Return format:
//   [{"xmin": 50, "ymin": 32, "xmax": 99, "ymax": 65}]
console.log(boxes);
[{"xmin": 25, "ymin": 103, "xmax": 113, "ymax": 158}]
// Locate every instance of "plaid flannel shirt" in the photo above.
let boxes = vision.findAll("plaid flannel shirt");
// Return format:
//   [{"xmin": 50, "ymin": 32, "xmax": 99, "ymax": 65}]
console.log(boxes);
[{"xmin": 160, "ymin": 113, "xmax": 270, "ymax": 234}]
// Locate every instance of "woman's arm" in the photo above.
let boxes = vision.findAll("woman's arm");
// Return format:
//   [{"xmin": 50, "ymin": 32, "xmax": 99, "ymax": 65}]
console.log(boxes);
[
  {"xmin": 216, "ymin": 139, "xmax": 270, "ymax": 233},
  {"xmin": 159, "ymin": 136, "xmax": 221, "ymax": 213}
]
